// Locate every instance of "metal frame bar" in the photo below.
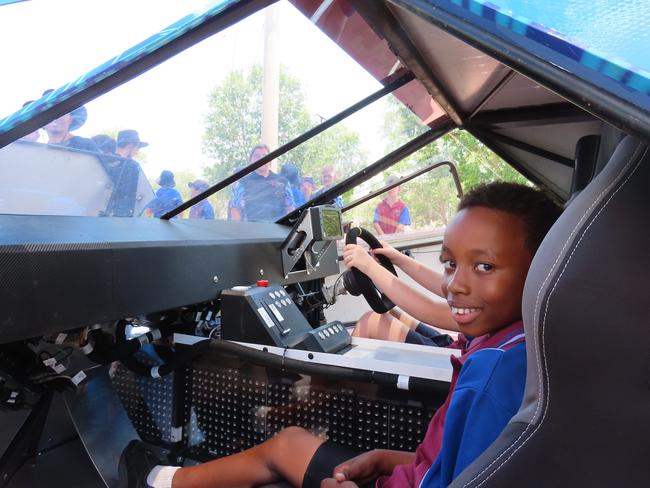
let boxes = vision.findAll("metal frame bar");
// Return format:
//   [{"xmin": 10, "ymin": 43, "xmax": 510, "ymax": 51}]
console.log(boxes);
[
  {"xmin": 278, "ymin": 119, "xmax": 454, "ymax": 225},
  {"xmin": 468, "ymin": 70, "xmax": 516, "ymax": 120},
  {"xmin": 388, "ymin": 0, "xmax": 650, "ymax": 142},
  {"xmin": 341, "ymin": 158, "xmax": 462, "ymax": 212},
  {"xmin": 0, "ymin": 0, "xmax": 278, "ymax": 147},
  {"xmin": 470, "ymin": 103, "xmax": 594, "ymax": 128},
  {"xmin": 471, "ymin": 127, "xmax": 574, "ymax": 167},
  {"xmin": 163, "ymin": 70, "xmax": 415, "ymax": 219},
  {"xmin": 350, "ymin": 0, "xmax": 464, "ymax": 126}
]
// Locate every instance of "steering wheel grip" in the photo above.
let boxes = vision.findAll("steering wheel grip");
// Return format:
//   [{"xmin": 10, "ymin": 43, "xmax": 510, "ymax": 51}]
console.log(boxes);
[{"xmin": 343, "ymin": 227, "xmax": 397, "ymax": 314}]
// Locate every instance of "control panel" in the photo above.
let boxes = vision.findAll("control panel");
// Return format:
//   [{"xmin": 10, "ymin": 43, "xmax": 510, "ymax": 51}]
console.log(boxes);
[
  {"xmin": 220, "ymin": 283, "xmax": 350, "ymax": 353},
  {"xmin": 297, "ymin": 320, "xmax": 350, "ymax": 354}
]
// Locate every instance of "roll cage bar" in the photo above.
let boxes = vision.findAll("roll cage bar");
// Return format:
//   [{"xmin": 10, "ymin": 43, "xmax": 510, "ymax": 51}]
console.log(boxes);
[{"xmin": 341, "ymin": 158, "xmax": 463, "ymax": 213}]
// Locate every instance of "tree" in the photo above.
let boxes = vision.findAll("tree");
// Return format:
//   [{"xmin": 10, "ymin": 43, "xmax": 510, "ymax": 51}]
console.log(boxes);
[
  {"xmin": 202, "ymin": 64, "xmax": 366, "ymax": 190},
  {"xmin": 346, "ymin": 98, "xmax": 528, "ymax": 230}
]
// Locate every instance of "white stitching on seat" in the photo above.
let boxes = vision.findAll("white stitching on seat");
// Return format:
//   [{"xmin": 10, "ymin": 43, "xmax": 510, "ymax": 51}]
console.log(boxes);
[{"xmin": 459, "ymin": 143, "xmax": 647, "ymax": 488}]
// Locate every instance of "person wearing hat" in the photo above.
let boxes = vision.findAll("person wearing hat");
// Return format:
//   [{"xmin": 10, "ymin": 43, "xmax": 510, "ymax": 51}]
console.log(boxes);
[
  {"xmin": 187, "ymin": 179, "xmax": 215, "ymax": 220},
  {"xmin": 300, "ymin": 176, "xmax": 317, "ymax": 202},
  {"xmin": 102, "ymin": 130, "xmax": 150, "ymax": 217},
  {"xmin": 116, "ymin": 130, "xmax": 148, "ymax": 160},
  {"xmin": 41, "ymin": 89, "xmax": 99, "ymax": 152},
  {"xmin": 147, "ymin": 170, "xmax": 183, "ymax": 218},
  {"xmin": 229, "ymin": 144, "xmax": 295, "ymax": 222},
  {"xmin": 373, "ymin": 174, "xmax": 412, "ymax": 235}
]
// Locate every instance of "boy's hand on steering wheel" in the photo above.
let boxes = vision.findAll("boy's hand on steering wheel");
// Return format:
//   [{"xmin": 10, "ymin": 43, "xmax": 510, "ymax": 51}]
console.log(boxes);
[
  {"xmin": 343, "ymin": 244, "xmax": 378, "ymax": 275},
  {"xmin": 371, "ymin": 241, "xmax": 406, "ymax": 266}
]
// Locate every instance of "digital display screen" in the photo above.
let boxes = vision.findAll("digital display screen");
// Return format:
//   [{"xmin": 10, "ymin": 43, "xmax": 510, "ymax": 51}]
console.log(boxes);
[{"xmin": 321, "ymin": 209, "xmax": 343, "ymax": 238}]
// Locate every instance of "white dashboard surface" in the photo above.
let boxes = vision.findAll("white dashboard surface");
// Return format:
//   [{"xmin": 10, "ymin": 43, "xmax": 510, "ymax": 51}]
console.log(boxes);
[{"xmin": 175, "ymin": 334, "xmax": 457, "ymax": 383}]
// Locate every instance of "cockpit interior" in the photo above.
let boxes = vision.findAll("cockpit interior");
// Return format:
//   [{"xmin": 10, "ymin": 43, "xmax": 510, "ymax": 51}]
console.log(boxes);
[{"xmin": 0, "ymin": 1, "xmax": 647, "ymax": 487}]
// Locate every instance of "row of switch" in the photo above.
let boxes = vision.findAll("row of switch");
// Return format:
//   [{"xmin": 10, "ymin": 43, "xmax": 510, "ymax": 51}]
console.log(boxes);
[
  {"xmin": 268, "ymin": 289, "xmax": 287, "ymax": 299},
  {"xmin": 317, "ymin": 323, "xmax": 345, "ymax": 340},
  {"xmin": 273, "ymin": 298, "xmax": 291, "ymax": 308}
]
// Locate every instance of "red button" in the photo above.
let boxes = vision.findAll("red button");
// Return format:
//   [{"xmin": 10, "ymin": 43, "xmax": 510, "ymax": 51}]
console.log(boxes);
[{"xmin": 256, "ymin": 279, "xmax": 269, "ymax": 288}]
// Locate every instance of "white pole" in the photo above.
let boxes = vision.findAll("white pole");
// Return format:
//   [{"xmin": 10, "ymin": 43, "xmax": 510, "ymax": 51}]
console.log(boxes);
[{"xmin": 262, "ymin": 4, "xmax": 280, "ymax": 170}]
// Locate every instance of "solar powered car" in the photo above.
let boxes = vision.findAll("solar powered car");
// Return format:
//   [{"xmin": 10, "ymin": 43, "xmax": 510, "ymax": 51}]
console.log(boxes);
[{"xmin": 0, "ymin": 1, "xmax": 647, "ymax": 487}]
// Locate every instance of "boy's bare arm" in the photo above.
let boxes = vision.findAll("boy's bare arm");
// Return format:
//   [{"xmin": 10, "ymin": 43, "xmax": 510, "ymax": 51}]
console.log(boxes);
[
  {"xmin": 372, "ymin": 242, "xmax": 444, "ymax": 298},
  {"xmin": 343, "ymin": 245, "xmax": 459, "ymax": 331}
]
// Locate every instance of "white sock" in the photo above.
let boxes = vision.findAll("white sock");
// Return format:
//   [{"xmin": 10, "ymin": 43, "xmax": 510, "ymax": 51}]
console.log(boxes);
[{"xmin": 146, "ymin": 465, "xmax": 180, "ymax": 488}]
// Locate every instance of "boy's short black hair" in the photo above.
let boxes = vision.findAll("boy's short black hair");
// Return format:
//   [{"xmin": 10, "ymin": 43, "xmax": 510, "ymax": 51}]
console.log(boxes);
[{"xmin": 458, "ymin": 182, "xmax": 562, "ymax": 254}]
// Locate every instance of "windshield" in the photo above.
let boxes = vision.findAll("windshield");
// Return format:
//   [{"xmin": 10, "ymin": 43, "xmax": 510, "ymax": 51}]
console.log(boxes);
[
  {"xmin": 1, "ymin": 1, "xmax": 434, "ymax": 220},
  {"xmin": 0, "ymin": 0, "xmax": 523, "ymax": 223}
]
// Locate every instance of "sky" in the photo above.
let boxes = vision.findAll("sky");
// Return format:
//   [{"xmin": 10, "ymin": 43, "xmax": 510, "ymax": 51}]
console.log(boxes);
[{"xmin": 0, "ymin": 0, "xmax": 388, "ymax": 180}]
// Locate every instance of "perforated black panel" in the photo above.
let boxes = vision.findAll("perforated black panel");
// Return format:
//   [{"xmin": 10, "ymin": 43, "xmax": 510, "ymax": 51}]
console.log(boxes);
[
  {"xmin": 111, "ymin": 362, "xmax": 174, "ymax": 444},
  {"xmin": 112, "ymin": 353, "xmax": 445, "ymax": 460},
  {"xmin": 183, "ymin": 359, "xmax": 439, "ymax": 461}
]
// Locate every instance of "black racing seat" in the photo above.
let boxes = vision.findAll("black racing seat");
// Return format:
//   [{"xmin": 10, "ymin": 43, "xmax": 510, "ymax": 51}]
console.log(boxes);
[{"xmin": 449, "ymin": 136, "xmax": 650, "ymax": 487}]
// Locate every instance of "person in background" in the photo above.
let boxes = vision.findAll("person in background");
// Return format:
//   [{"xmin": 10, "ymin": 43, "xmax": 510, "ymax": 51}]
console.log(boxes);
[
  {"xmin": 229, "ymin": 144, "xmax": 294, "ymax": 222},
  {"xmin": 148, "ymin": 170, "xmax": 183, "ymax": 218},
  {"xmin": 187, "ymin": 179, "xmax": 215, "ymax": 220},
  {"xmin": 280, "ymin": 162, "xmax": 306, "ymax": 207},
  {"xmin": 116, "ymin": 130, "xmax": 148, "ymax": 160},
  {"xmin": 102, "ymin": 130, "xmax": 148, "ymax": 217},
  {"xmin": 373, "ymin": 175, "xmax": 411, "ymax": 235},
  {"xmin": 42, "ymin": 90, "xmax": 98, "ymax": 152},
  {"xmin": 92, "ymin": 134, "xmax": 117, "ymax": 155},
  {"xmin": 314, "ymin": 165, "xmax": 343, "ymax": 207},
  {"xmin": 301, "ymin": 176, "xmax": 317, "ymax": 202}
]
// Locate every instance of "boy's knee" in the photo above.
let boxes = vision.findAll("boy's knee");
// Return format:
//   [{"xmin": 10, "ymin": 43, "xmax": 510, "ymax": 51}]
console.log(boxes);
[
  {"xmin": 275, "ymin": 426, "xmax": 311, "ymax": 449},
  {"xmin": 270, "ymin": 426, "xmax": 321, "ymax": 462}
]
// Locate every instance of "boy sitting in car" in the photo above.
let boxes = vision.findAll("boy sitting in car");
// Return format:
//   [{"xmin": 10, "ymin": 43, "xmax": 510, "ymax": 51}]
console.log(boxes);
[{"xmin": 121, "ymin": 182, "xmax": 561, "ymax": 488}]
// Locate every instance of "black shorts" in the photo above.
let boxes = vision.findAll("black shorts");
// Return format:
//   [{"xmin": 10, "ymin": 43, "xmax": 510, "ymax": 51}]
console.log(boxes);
[
  {"xmin": 302, "ymin": 441, "xmax": 377, "ymax": 488},
  {"xmin": 404, "ymin": 323, "xmax": 453, "ymax": 347}
]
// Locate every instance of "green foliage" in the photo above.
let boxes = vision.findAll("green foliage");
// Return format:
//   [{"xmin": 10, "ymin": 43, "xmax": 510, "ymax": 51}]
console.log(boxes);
[
  {"xmin": 201, "ymin": 64, "xmax": 366, "ymax": 190},
  {"xmin": 347, "ymin": 97, "xmax": 529, "ymax": 231}
]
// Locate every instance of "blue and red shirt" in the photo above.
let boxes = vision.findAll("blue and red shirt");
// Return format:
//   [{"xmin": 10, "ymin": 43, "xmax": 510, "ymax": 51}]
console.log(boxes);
[
  {"xmin": 374, "ymin": 198, "xmax": 411, "ymax": 234},
  {"xmin": 379, "ymin": 321, "xmax": 526, "ymax": 488}
]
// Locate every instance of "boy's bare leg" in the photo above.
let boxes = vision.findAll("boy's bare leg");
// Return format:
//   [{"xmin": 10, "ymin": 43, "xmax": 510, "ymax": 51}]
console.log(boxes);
[
  {"xmin": 352, "ymin": 311, "xmax": 413, "ymax": 342},
  {"xmin": 172, "ymin": 427, "xmax": 325, "ymax": 488}
]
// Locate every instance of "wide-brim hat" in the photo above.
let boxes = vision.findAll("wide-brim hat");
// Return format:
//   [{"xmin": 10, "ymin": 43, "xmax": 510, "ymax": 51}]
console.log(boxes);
[
  {"xmin": 157, "ymin": 170, "xmax": 175, "ymax": 187},
  {"xmin": 188, "ymin": 179, "xmax": 210, "ymax": 191},
  {"xmin": 117, "ymin": 129, "xmax": 148, "ymax": 148}
]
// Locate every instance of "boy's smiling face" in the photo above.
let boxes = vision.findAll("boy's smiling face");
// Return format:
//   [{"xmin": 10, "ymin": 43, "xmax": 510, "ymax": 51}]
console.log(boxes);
[{"xmin": 440, "ymin": 207, "xmax": 533, "ymax": 337}]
